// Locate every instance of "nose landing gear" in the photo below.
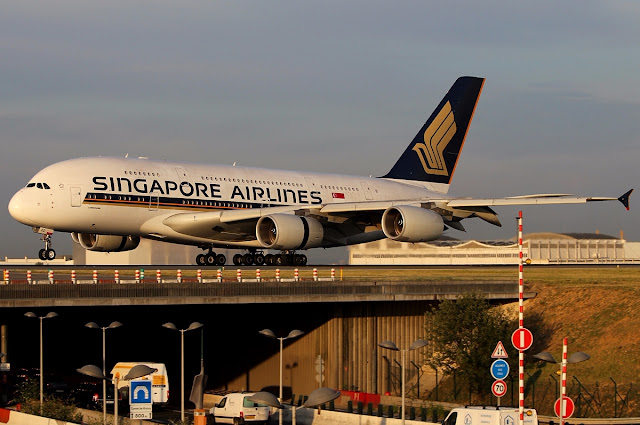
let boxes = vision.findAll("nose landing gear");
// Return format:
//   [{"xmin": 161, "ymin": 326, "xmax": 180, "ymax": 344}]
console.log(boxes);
[{"xmin": 38, "ymin": 233, "xmax": 56, "ymax": 260}]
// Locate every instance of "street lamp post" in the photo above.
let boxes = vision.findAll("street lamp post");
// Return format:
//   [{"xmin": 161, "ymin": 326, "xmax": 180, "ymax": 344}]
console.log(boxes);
[
  {"xmin": 259, "ymin": 329, "xmax": 304, "ymax": 425},
  {"xmin": 163, "ymin": 321, "xmax": 203, "ymax": 423},
  {"xmin": 78, "ymin": 364, "xmax": 156, "ymax": 425},
  {"xmin": 24, "ymin": 311, "xmax": 58, "ymax": 416},
  {"xmin": 534, "ymin": 338, "xmax": 590, "ymax": 425},
  {"xmin": 378, "ymin": 339, "xmax": 428, "ymax": 425},
  {"xmin": 85, "ymin": 321, "xmax": 123, "ymax": 425}
]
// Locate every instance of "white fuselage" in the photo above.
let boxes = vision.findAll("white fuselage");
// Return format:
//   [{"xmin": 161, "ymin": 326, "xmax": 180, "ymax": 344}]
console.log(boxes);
[{"xmin": 9, "ymin": 157, "xmax": 439, "ymax": 248}]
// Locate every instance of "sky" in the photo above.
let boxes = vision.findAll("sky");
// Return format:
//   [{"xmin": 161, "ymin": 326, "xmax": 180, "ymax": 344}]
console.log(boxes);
[{"xmin": 1, "ymin": 0, "xmax": 639, "ymax": 259}]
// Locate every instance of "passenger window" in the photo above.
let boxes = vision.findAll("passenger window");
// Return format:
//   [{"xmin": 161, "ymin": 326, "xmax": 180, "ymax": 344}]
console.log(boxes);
[
  {"xmin": 218, "ymin": 398, "xmax": 226, "ymax": 408},
  {"xmin": 43, "ymin": 183, "xmax": 50, "ymax": 189},
  {"xmin": 27, "ymin": 183, "xmax": 35, "ymax": 188},
  {"xmin": 37, "ymin": 183, "xmax": 43, "ymax": 189}
]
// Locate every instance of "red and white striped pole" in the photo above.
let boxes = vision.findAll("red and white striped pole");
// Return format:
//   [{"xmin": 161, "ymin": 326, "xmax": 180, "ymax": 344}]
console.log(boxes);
[
  {"xmin": 92, "ymin": 269, "xmax": 98, "ymax": 284},
  {"xmin": 114, "ymin": 270, "xmax": 120, "ymax": 284},
  {"xmin": 156, "ymin": 269, "xmax": 162, "ymax": 283},
  {"xmin": 518, "ymin": 211, "xmax": 524, "ymax": 425},
  {"xmin": 313, "ymin": 268, "xmax": 318, "ymax": 281},
  {"xmin": 331, "ymin": 268, "xmax": 335, "ymax": 281},
  {"xmin": 256, "ymin": 269, "xmax": 261, "ymax": 282},
  {"xmin": 27, "ymin": 270, "xmax": 32, "ymax": 285},
  {"xmin": 177, "ymin": 269, "xmax": 182, "ymax": 284},
  {"xmin": 135, "ymin": 269, "xmax": 140, "ymax": 283},
  {"xmin": 48, "ymin": 269, "xmax": 54, "ymax": 284},
  {"xmin": 561, "ymin": 337, "xmax": 568, "ymax": 425},
  {"xmin": 197, "ymin": 269, "xmax": 203, "ymax": 283},
  {"xmin": 216, "ymin": 269, "xmax": 222, "ymax": 283},
  {"xmin": 294, "ymin": 268, "xmax": 299, "ymax": 282},
  {"xmin": 275, "ymin": 268, "xmax": 280, "ymax": 282},
  {"xmin": 71, "ymin": 270, "xmax": 76, "ymax": 284},
  {"xmin": 3, "ymin": 270, "xmax": 8, "ymax": 284},
  {"xmin": 236, "ymin": 269, "xmax": 242, "ymax": 282}
]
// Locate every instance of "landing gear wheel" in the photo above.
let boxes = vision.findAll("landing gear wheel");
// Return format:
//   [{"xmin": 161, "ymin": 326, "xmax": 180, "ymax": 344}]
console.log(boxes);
[
  {"xmin": 243, "ymin": 253, "xmax": 254, "ymax": 265},
  {"xmin": 216, "ymin": 254, "xmax": 226, "ymax": 266},
  {"xmin": 254, "ymin": 254, "xmax": 265, "ymax": 265},
  {"xmin": 233, "ymin": 254, "xmax": 244, "ymax": 266},
  {"xmin": 46, "ymin": 249, "xmax": 56, "ymax": 260},
  {"xmin": 275, "ymin": 255, "xmax": 284, "ymax": 266},
  {"xmin": 39, "ymin": 249, "xmax": 46, "ymax": 261},
  {"xmin": 196, "ymin": 254, "xmax": 206, "ymax": 266},
  {"xmin": 265, "ymin": 254, "xmax": 275, "ymax": 266},
  {"xmin": 206, "ymin": 253, "xmax": 217, "ymax": 266}
]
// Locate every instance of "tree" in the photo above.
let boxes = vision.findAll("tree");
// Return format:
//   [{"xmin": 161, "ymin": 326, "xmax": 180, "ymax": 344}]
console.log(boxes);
[{"xmin": 425, "ymin": 292, "xmax": 516, "ymax": 396}]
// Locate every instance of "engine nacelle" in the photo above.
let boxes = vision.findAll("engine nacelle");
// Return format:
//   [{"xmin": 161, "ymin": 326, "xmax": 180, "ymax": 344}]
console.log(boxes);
[
  {"xmin": 256, "ymin": 214, "xmax": 324, "ymax": 250},
  {"xmin": 73, "ymin": 233, "xmax": 141, "ymax": 252},
  {"xmin": 382, "ymin": 206, "xmax": 444, "ymax": 242}
]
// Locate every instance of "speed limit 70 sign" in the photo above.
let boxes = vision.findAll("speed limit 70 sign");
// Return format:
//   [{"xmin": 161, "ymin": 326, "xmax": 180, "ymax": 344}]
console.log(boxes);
[{"xmin": 492, "ymin": 380, "xmax": 507, "ymax": 397}]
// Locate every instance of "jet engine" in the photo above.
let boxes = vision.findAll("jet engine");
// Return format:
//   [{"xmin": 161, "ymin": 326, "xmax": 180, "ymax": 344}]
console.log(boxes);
[
  {"xmin": 72, "ymin": 233, "xmax": 141, "ymax": 252},
  {"xmin": 382, "ymin": 206, "xmax": 444, "ymax": 242},
  {"xmin": 256, "ymin": 214, "xmax": 324, "ymax": 250}
]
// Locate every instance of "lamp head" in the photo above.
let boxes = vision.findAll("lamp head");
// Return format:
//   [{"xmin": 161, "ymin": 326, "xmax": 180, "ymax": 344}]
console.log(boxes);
[
  {"xmin": 409, "ymin": 339, "xmax": 428, "ymax": 351},
  {"xmin": 162, "ymin": 322, "xmax": 178, "ymax": 331},
  {"xmin": 77, "ymin": 364, "xmax": 106, "ymax": 380},
  {"xmin": 378, "ymin": 341, "xmax": 399, "ymax": 351},
  {"xmin": 24, "ymin": 312, "xmax": 36, "ymax": 318},
  {"xmin": 533, "ymin": 351, "xmax": 557, "ymax": 364},
  {"xmin": 568, "ymin": 352, "xmax": 590, "ymax": 364},
  {"xmin": 303, "ymin": 387, "xmax": 341, "ymax": 408},
  {"xmin": 246, "ymin": 391, "xmax": 284, "ymax": 409},
  {"xmin": 286, "ymin": 329, "xmax": 304, "ymax": 340},
  {"xmin": 259, "ymin": 329, "xmax": 276, "ymax": 339},
  {"xmin": 85, "ymin": 322, "xmax": 99, "ymax": 329},
  {"xmin": 108, "ymin": 321, "xmax": 123, "ymax": 329},
  {"xmin": 45, "ymin": 312, "xmax": 58, "ymax": 319},
  {"xmin": 187, "ymin": 322, "xmax": 203, "ymax": 331},
  {"xmin": 124, "ymin": 364, "xmax": 157, "ymax": 380}
]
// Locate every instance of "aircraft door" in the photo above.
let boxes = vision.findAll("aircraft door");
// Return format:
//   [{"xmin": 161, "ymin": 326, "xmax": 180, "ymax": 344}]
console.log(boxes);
[
  {"xmin": 149, "ymin": 192, "xmax": 160, "ymax": 211},
  {"xmin": 70, "ymin": 186, "xmax": 82, "ymax": 207},
  {"xmin": 360, "ymin": 182, "xmax": 373, "ymax": 200}
]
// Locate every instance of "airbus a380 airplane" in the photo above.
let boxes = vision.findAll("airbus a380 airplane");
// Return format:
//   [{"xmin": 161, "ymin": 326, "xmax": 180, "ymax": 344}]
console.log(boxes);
[{"xmin": 8, "ymin": 76, "xmax": 633, "ymax": 266}]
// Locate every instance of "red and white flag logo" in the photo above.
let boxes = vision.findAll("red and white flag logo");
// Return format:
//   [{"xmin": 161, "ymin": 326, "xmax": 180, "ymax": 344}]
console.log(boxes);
[{"xmin": 332, "ymin": 192, "xmax": 345, "ymax": 199}]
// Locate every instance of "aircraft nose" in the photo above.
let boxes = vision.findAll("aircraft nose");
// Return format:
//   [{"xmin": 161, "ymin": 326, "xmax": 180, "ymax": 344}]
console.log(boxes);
[{"xmin": 8, "ymin": 191, "xmax": 36, "ymax": 226}]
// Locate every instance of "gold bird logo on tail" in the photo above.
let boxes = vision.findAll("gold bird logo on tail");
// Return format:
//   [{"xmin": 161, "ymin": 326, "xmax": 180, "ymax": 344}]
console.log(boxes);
[{"xmin": 411, "ymin": 101, "xmax": 457, "ymax": 176}]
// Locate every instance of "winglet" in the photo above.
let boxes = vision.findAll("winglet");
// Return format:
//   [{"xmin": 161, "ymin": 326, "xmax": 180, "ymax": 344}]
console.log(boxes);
[{"xmin": 618, "ymin": 189, "xmax": 633, "ymax": 210}]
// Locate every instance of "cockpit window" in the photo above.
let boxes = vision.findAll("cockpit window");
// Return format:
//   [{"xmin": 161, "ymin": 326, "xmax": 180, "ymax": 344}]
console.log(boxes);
[{"xmin": 27, "ymin": 182, "xmax": 51, "ymax": 189}]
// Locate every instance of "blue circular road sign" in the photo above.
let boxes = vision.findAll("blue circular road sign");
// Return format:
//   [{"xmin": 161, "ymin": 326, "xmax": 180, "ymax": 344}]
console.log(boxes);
[{"xmin": 491, "ymin": 359, "xmax": 510, "ymax": 380}]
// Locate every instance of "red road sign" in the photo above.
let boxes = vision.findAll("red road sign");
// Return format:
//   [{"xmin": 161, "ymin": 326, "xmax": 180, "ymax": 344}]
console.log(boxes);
[
  {"xmin": 492, "ymin": 341, "xmax": 508, "ymax": 359},
  {"xmin": 554, "ymin": 396, "xmax": 575, "ymax": 418},
  {"xmin": 511, "ymin": 328, "xmax": 533, "ymax": 351},
  {"xmin": 491, "ymin": 380, "xmax": 507, "ymax": 398}
]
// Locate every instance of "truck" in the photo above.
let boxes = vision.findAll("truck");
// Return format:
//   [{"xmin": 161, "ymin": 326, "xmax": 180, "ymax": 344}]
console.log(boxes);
[
  {"xmin": 110, "ymin": 362, "xmax": 169, "ymax": 405},
  {"xmin": 443, "ymin": 406, "xmax": 538, "ymax": 425}
]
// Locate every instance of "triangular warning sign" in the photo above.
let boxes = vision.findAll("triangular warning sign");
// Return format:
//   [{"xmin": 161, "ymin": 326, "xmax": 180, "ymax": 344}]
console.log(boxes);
[{"xmin": 492, "ymin": 341, "xmax": 508, "ymax": 359}]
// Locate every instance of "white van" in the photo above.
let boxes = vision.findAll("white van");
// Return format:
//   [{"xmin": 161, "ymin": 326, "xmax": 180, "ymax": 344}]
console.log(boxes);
[
  {"xmin": 209, "ymin": 392, "xmax": 272, "ymax": 425},
  {"xmin": 110, "ymin": 362, "xmax": 169, "ymax": 404},
  {"xmin": 443, "ymin": 406, "xmax": 538, "ymax": 425}
]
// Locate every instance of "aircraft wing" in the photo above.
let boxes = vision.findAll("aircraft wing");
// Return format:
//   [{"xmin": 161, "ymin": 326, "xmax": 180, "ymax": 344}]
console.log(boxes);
[{"xmin": 159, "ymin": 189, "xmax": 632, "ymax": 241}]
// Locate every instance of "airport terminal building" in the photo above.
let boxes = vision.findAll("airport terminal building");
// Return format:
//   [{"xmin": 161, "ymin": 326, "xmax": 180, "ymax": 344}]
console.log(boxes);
[{"xmin": 348, "ymin": 233, "xmax": 640, "ymax": 266}]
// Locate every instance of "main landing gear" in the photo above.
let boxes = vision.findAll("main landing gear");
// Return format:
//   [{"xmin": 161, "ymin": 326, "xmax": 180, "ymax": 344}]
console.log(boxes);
[
  {"xmin": 263, "ymin": 251, "xmax": 307, "ymax": 267},
  {"xmin": 232, "ymin": 250, "xmax": 266, "ymax": 266},
  {"xmin": 38, "ymin": 233, "xmax": 56, "ymax": 261},
  {"xmin": 196, "ymin": 248, "xmax": 226, "ymax": 266}
]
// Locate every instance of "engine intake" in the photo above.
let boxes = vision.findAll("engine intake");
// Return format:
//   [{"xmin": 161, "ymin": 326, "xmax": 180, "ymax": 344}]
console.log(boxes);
[
  {"xmin": 382, "ymin": 206, "xmax": 444, "ymax": 242},
  {"xmin": 256, "ymin": 214, "xmax": 323, "ymax": 250},
  {"xmin": 72, "ymin": 233, "xmax": 141, "ymax": 252}
]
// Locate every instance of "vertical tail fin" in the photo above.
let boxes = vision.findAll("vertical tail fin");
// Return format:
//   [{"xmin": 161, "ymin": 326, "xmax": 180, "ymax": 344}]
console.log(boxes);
[{"xmin": 382, "ymin": 76, "xmax": 485, "ymax": 192}]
